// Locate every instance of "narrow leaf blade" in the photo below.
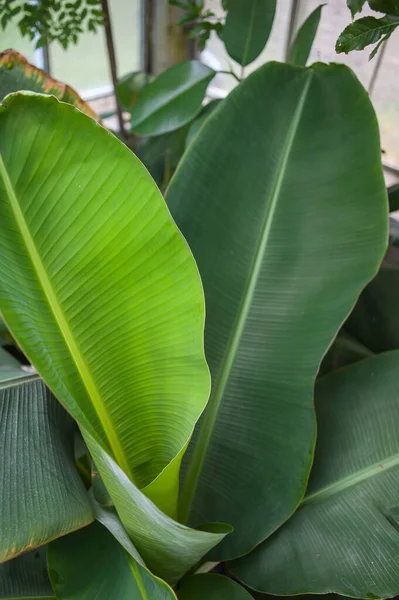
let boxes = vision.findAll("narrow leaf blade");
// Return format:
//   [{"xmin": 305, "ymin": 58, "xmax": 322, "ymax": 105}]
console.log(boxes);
[{"xmin": 288, "ymin": 5, "xmax": 324, "ymax": 66}]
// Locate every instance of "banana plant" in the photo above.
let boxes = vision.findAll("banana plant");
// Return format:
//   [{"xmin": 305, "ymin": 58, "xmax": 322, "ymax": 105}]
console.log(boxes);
[{"xmin": 0, "ymin": 56, "xmax": 392, "ymax": 599}]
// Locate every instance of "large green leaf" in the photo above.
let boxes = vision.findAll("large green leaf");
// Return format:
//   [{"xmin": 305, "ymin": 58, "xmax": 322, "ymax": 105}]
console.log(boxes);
[
  {"xmin": 0, "ymin": 92, "xmax": 210, "ymax": 516},
  {"xmin": 231, "ymin": 351, "xmax": 399, "ymax": 597},
  {"xmin": 166, "ymin": 61, "xmax": 388, "ymax": 559},
  {"xmin": 129, "ymin": 61, "xmax": 215, "ymax": 137},
  {"xmin": 48, "ymin": 522, "xmax": 176, "ymax": 599},
  {"xmin": 178, "ymin": 574, "xmax": 253, "ymax": 599},
  {"xmin": 185, "ymin": 100, "xmax": 222, "ymax": 148},
  {"xmin": 0, "ymin": 49, "xmax": 99, "ymax": 121},
  {"xmin": 345, "ymin": 264, "xmax": 399, "ymax": 353},
  {"xmin": 222, "ymin": 0, "xmax": 276, "ymax": 66},
  {"xmin": 0, "ymin": 376, "xmax": 92, "ymax": 562},
  {"xmin": 0, "ymin": 547, "xmax": 55, "ymax": 599},
  {"xmin": 287, "ymin": 5, "xmax": 324, "ymax": 66},
  {"xmin": 84, "ymin": 432, "xmax": 230, "ymax": 584}
]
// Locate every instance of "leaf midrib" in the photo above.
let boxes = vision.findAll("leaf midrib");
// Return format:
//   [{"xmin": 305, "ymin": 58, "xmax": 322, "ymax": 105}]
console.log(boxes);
[
  {"xmin": 302, "ymin": 452, "xmax": 399, "ymax": 506},
  {"xmin": 180, "ymin": 71, "xmax": 314, "ymax": 522},
  {"xmin": 0, "ymin": 151, "xmax": 133, "ymax": 482}
]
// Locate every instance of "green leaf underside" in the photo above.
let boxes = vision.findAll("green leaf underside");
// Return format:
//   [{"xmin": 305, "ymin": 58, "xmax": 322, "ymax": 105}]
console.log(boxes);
[
  {"xmin": 129, "ymin": 61, "xmax": 215, "ymax": 136},
  {"xmin": 178, "ymin": 574, "xmax": 253, "ymax": 599},
  {"xmin": 222, "ymin": 0, "xmax": 277, "ymax": 66},
  {"xmin": 0, "ymin": 92, "xmax": 210, "ymax": 515},
  {"xmin": 0, "ymin": 377, "xmax": 92, "ymax": 562},
  {"xmin": 166, "ymin": 61, "xmax": 387, "ymax": 560},
  {"xmin": 288, "ymin": 5, "xmax": 324, "ymax": 66},
  {"xmin": 231, "ymin": 352, "xmax": 399, "ymax": 598},
  {"xmin": 0, "ymin": 49, "xmax": 99, "ymax": 121},
  {"xmin": 84, "ymin": 431, "xmax": 230, "ymax": 584},
  {"xmin": 0, "ymin": 547, "xmax": 54, "ymax": 598},
  {"xmin": 336, "ymin": 15, "xmax": 399, "ymax": 54},
  {"xmin": 48, "ymin": 522, "xmax": 176, "ymax": 600}
]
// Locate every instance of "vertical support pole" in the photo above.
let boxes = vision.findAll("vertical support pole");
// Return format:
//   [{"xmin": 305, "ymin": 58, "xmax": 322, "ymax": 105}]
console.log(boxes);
[{"xmin": 101, "ymin": 0, "xmax": 128, "ymax": 141}]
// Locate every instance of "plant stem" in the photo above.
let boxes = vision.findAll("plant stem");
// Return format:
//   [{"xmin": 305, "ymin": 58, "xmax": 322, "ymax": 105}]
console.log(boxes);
[
  {"xmin": 101, "ymin": 0, "xmax": 128, "ymax": 143},
  {"xmin": 217, "ymin": 69, "xmax": 241, "ymax": 83}
]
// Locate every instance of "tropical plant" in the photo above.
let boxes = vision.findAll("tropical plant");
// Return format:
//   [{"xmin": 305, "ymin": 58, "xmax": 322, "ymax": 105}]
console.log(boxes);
[
  {"xmin": 336, "ymin": 0, "xmax": 399, "ymax": 58},
  {"xmin": 0, "ymin": 23, "xmax": 394, "ymax": 593}
]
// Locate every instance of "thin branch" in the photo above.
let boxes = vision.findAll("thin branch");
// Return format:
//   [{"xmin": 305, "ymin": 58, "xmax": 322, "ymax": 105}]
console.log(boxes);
[{"xmin": 217, "ymin": 69, "xmax": 242, "ymax": 83}]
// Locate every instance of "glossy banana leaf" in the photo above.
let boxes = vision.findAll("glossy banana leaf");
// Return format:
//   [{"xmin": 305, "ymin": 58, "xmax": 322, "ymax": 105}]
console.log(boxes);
[
  {"xmin": 48, "ymin": 522, "xmax": 176, "ymax": 600},
  {"xmin": 231, "ymin": 351, "xmax": 399, "ymax": 598},
  {"xmin": 0, "ymin": 376, "xmax": 92, "ymax": 562},
  {"xmin": 0, "ymin": 92, "xmax": 210, "ymax": 517},
  {"xmin": 0, "ymin": 547, "xmax": 55, "ymax": 599},
  {"xmin": 178, "ymin": 574, "xmax": 253, "ymax": 599},
  {"xmin": 130, "ymin": 61, "xmax": 215, "ymax": 136},
  {"xmin": 287, "ymin": 5, "xmax": 324, "ymax": 66},
  {"xmin": 0, "ymin": 49, "xmax": 99, "ymax": 121},
  {"xmin": 222, "ymin": 0, "xmax": 276, "ymax": 66},
  {"xmin": 166, "ymin": 61, "xmax": 388, "ymax": 559}
]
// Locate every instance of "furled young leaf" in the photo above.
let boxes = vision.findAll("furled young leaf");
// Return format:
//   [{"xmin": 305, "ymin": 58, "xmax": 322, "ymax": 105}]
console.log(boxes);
[
  {"xmin": 336, "ymin": 15, "xmax": 399, "ymax": 56},
  {"xmin": 0, "ymin": 376, "xmax": 93, "ymax": 562},
  {"xmin": 115, "ymin": 71, "xmax": 151, "ymax": 111},
  {"xmin": 0, "ymin": 547, "xmax": 55, "ymax": 599},
  {"xmin": 178, "ymin": 574, "xmax": 253, "ymax": 599},
  {"xmin": 288, "ymin": 5, "xmax": 324, "ymax": 66},
  {"xmin": 0, "ymin": 92, "xmax": 210, "ymax": 516},
  {"xmin": 231, "ymin": 351, "xmax": 399, "ymax": 598},
  {"xmin": 84, "ymin": 432, "xmax": 230, "ymax": 584},
  {"xmin": 130, "ymin": 61, "xmax": 215, "ymax": 136},
  {"xmin": 388, "ymin": 183, "xmax": 399, "ymax": 212},
  {"xmin": 0, "ymin": 49, "xmax": 99, "ymax": 121},
  {"xmin": 48, "ymin": 522, "xmax": 176, "ymax": 599},
  {"xmin": 347, "ymin": 0, "xmax": 366, "ymax": 16},
  {"xmin": 345, "ymin": 264, "xmax": 399, "ymax": 353},
  {"xmin": 166, "ymin": 61, "xmax": 388, "ymax": 559},
  {"xmin": 185, "ymin": 100, "xmax": 222, "ymax": 147},
  {"xmin": 222, "ymin": 0, "xmax": 276, "ymax": 66}
]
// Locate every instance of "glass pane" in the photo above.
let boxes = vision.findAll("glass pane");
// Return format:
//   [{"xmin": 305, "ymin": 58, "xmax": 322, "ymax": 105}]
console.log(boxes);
[
  {"xmin": 49, "ymin": 0, "xmax": 142, "ymax": 96},
  {"xmin": 0, "ymin": 21, "xmax": 36, "ymax": 63}
]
